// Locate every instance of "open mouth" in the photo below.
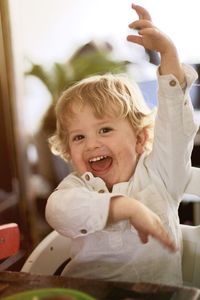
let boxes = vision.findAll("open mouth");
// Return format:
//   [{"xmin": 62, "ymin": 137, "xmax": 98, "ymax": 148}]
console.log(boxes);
[{"xmin": 89, "ymin": 155, "xmax": 113, "ymax": 173}]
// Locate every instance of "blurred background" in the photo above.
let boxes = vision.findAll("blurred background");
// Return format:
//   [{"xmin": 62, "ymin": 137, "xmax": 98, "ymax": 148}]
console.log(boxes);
[{"xmin": 1, "ymin": 0, "xmax": 200, "ymax": 269}]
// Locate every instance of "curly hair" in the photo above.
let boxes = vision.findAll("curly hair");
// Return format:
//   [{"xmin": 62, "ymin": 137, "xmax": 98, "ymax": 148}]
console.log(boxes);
[{"xmin": 49, "ymin": 73, "xmax": 156, "ymax": 161}]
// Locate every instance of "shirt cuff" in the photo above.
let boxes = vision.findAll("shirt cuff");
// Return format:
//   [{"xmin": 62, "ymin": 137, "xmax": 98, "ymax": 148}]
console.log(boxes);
[{"xmin": 157, "ymin": 64, "xmax": 198, "ymax": 98}]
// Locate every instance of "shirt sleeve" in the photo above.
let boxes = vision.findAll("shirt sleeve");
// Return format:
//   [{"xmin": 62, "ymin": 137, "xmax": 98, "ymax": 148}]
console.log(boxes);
[
  {"xmin": 45, "ymin": 173, "xmax": 120, "ymax": 238},
  {"xmin": 146, "ymin": 64, "xmax": 199, "ymax": 200}
]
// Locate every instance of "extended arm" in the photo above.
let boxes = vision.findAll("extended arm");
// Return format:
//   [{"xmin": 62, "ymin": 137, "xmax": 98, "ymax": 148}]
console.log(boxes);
[
  {"xmin": 46, "ymin": 173, "xmax": 176, "ymax": 252},
  {"xmin": 108, "ymin": 195, "xmax": 177, "ymax": 252}
]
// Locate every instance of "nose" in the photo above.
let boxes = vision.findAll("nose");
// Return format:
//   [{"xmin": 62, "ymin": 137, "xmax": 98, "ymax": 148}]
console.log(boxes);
[{"xmin": 85, "ymin": 135, "xmax": 101, "ymax": 151}]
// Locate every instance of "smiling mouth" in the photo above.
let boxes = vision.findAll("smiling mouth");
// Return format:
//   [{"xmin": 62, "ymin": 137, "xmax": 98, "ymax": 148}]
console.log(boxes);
[{"xmin": 89, "ymin": 155, "xmax": 113, "ymax": 173}]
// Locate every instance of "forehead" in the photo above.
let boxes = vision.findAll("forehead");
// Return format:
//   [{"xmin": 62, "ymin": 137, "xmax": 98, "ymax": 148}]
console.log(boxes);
[
  {"xmin": 66, "ymin": 102, "xmax": 120, "ymax": 122},
  {"xmin": 66, "ymin": 104, "xmax": 135, "ymax": 137},
  {"xmin": 68, "ymin": 103, "xmax": 114, "ymax": 124}
]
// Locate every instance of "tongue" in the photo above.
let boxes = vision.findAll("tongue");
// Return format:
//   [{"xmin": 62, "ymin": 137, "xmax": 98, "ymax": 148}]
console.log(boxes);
[{"xmin": 91, "ymin": 157, "xmax": 112, "ymax": 172}]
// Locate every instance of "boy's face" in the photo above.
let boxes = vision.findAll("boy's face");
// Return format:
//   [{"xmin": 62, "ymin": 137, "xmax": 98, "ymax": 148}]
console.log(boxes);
[{"xmin": 67, "ymin": 104, "xmax": 145, "ymax": 190}]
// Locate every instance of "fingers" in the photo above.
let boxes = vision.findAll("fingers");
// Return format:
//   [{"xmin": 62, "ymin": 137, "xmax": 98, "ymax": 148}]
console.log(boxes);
[
  {"xmin": 138, "ymin": 226, "xmax": 177, "ymax": 252},
  {"xmin": 131, "ymin": 3, "xmax": 152, "ymax": 21},
  {"xmin": 129, "ymin": 19, "xmax": 153, "ymax": 30},
  {"xmin": 160, "ymin": 230, "xmax": 178, "ymax": 252},
  {"xmin": 127, "ymin": 35, "xmax": 143, "ymax": 46},
  {"xmin": 127, "ymin": 21, "xmax": 156, "ymax": 46},
  {"xmin": 127, "ymin": 4, "xmax": 155, "ymax": 47},
  {"xmin": 138, "ymin": 232, "xmax": 149, "ymax": 244},
  {"xmin": 129, "ymin": 200, "xmax": 178, "ymax": 253},
  {"xmin": 151, "ymin": 223, "xmax": 178, "ymax": 252}
]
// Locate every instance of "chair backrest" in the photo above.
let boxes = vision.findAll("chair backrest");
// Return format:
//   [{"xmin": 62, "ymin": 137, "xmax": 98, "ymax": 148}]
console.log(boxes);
[
  {"xmin": 21, "ymin": 224, "xmax": 200, "ymax": 288},
  {"xmin": 0, "ymin": 223, "xmax": 20, "ymax": 260},
  {"xmin": 181, "ymin": 224, "xmax": 200, "ymax": 288},
  {"xmin": 21, "ymin": 230, "xmax": 72, "ymax": 275},
  {"xmin": 181, "ymin": 167, "xmax": 200, "ymax": 288}
]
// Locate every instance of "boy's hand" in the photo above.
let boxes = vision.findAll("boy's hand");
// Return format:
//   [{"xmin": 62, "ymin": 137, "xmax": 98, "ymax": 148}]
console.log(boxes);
[
  {"xmin": 129, "ymin": 200, "xmax": 178, "ymax": 252},
  {"xmin": 108, "ymin": 195, "xmax": 178, "ymax": 252},
  {"xmin": 127, "ymin": 4, "xmax": 174, "ymax": 55},
  {"xmin": 127, "ymin": 3, "xmax": 185, "ymax": 83}
]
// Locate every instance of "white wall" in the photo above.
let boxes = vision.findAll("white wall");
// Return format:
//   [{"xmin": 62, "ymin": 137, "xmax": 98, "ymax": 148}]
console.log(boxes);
[{"xmin": 8, "ymin": 0, "xmax": 200, "ymax": 134}]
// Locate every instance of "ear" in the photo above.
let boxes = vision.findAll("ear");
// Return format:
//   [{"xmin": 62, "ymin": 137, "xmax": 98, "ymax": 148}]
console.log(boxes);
[{"xmin": 135, "ymin": 128, "xmax": 148, "ymax": 154}]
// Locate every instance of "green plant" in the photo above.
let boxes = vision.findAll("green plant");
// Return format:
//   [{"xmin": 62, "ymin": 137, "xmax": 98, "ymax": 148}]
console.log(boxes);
[{"xmin": 26, "ymin": 41, "xmax": 128, "ymax": 135}]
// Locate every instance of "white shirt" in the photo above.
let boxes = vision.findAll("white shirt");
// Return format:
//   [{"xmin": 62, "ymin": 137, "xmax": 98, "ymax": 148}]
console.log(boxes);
[{"xmin": 46, "ymin": 64, "xmax": 199, "ymax": 285}]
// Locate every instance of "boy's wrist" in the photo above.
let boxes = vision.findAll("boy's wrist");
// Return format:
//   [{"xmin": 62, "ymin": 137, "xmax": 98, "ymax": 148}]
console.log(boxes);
[
  {"xmin": 160, "ymin": 51, "xmax": 185, "ymax": 83},
  {"xmin": 108, "ymin": 196, "xmax": 137, "ymax": 223}
]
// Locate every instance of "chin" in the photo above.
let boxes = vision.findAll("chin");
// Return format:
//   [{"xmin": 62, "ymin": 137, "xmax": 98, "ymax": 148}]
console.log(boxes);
[{"xmin": 104, "ymin": 179, "xmax": 115, "ymax": 191}]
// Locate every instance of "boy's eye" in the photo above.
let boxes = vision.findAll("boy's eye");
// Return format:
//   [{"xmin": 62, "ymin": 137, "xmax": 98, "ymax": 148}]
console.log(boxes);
[
  {"xmin": 72, "ymin": 134, "xmax": 84, "ymax": 142},
  {"xmin": 99, "ymin": 127, "xmax": 113, "ymax": 134}
]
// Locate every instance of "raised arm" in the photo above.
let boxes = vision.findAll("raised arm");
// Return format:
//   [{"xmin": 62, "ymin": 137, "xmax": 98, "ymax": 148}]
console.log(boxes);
[
  {"xmin": 127, "ymin": 3, "xmax": 185, "ymax": 83},
  {"xmin": 127, "ymin": 4, "xmax": 198, "ymax": 199}
]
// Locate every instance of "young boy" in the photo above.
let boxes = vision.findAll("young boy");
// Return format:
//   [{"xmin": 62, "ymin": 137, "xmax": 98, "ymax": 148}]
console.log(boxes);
[{"xmin": 45, "ymin": 4, "xmax": 198, "ymax": 285}]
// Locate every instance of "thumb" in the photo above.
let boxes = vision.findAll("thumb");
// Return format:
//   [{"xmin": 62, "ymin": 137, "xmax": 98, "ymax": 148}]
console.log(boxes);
[{"xmin": 138, "ymin": 232, "xmax": 149, "ymax": 244}]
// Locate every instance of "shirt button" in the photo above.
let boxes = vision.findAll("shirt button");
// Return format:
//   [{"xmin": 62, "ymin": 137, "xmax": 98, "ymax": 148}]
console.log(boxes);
[
  {"xmin": 80, "ymin": 229, "xmax": 87, "ymax": 234},
  {"xmin": 98, "ymin": 189, "xmax": 105, "ymax": 193},
  {"xmin": 85, "ymin": 174, "xmax": 90, "ymax": 181},
  {"xmin": 169, "ymin": 80, "xmax": 177, "ymax": 87}
]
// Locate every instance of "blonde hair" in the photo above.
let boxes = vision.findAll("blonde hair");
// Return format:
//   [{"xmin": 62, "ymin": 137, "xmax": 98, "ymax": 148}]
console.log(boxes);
[{"xmin": 49, "ymin": 73, "xmax": 156, "ymax": 161}]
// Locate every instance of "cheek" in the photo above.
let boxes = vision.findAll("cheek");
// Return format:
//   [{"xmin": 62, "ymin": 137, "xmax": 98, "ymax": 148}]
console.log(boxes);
[
  {"xmin": 68, "ymin": 146, "xmax": 79, "ymax": 164},
  {"xmin": 70, "ymin": 150, "xmax": 80, "ymax": 164},
  {"xmin": 70, "ymin": 159, "xmax": 84, "ymax": 174},
  {"xmin": 117, "ymin": 143, "xmax": 138, "ymax": 164},
  {"xmin": 69, "ymin": 149, "xmax": 86, "ymax": 173},
  {"xmin": 115, "ymin": 146, "xmax": 138, "ymax": 182}
]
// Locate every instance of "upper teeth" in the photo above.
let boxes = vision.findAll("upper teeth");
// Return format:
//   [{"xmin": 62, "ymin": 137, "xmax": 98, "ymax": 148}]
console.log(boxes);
[{"xmin": 89, "ymin": 156, "xmax": 107, "ymax": 162}]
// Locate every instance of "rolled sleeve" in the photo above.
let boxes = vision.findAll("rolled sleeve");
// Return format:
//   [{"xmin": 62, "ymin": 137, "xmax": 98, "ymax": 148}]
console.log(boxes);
[
  {"xmin": 45, "ymin": 187, "xmax": 111, "ymax": 238},
  {"xmin": 156, "ymin": 64, "xmax": 198, "ymax": 136},
  {"xmin": 157, "ymin": 64, "xmax": 198, "ymax": 98}
]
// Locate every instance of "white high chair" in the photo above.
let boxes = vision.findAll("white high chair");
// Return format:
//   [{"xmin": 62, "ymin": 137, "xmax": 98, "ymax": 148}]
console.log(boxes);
[
  {"xmin": 21, "ymin": 167, "xmax": 200, "ymax": 288},
  {"xmin": 21, "ymin": 230, "xmax": 72, "ymax": 276},
  {"xmin": 181, "ymin": 224, "xmax": 200, "ymax": 288},
  {"xmin": 21, "ymin": 224, "xmax": 200, "ymax": 288}
]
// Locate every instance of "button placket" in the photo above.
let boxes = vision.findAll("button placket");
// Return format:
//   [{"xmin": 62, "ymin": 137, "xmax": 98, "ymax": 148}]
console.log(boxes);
[
  {"xmin": 82, "ymin": 172, "xmax": 108, "ymax": 192},
  {"xmin": 169, "ymin": 79, "xmax": 177, "ymax": 87},
  {"xmin": 98, "ymin": 189, "xmax": 105, "ymax": 193},
  {"xmin": 89, "ymin": 176, "xmax": 108, "ymax": 193},
  {"xmin": 85, "ymin": 174, "xmax": 90, "ymax": 181}
]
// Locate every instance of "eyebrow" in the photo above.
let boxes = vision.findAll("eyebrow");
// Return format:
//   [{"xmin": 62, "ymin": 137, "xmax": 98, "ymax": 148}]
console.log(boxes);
[
  {"xmin": 68, "ymin": 120, "xmax": 115, "ymax": 135},
  {"xmin": 68, "ymin": 129, "xmax": 84, "ymax": 135}
]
